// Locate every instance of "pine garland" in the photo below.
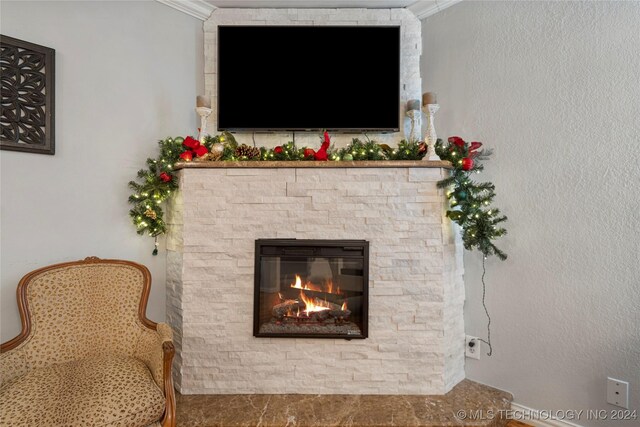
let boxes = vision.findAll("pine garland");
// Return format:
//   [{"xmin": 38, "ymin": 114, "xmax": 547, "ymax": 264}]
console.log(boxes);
[
  {"xmin": 260, "ymin": 141, "xmax": 314, "ymax": 161},
  {"xmin": 128, "ymin": 137, "xmax": 182, "ymax": 241},
  {"xmin": 435, "ymin": 137, "xmax": 508, "ymax": 260},
  {"xmin": 387, "ymin": 139, "xmax": 428, "ymax": 160},
  {"xmin": 331, "ymin": 138, "xmax": 387, "ymax": 161},
  {"xmin": 128, "ymin": 132, "xmax": 438, "ymax": 253}
]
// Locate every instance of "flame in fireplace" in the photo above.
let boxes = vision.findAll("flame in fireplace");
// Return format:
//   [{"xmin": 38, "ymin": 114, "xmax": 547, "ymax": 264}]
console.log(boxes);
[
  {"xmin": 291, "ymin": 275, "xmax": 341, "ymax": 294},
  {"xmin": 291, "ymin": 275, "xmax": 304, "ymax": 289},
  {"xmin": 291, "ymin": 275, "xmax": 321, "ymax": 292},
  {"xmin": 327, "ymin": 280, "xmax": 334, "ymax": 294},
  {"xmin": 326, "ymin": 280, "xmax": 341, "ymax": 295},
  {"xmin": 341, "ymin": 300, "xmax": 347, "ymax": 311},
  {"xmin": 299, "ymin": 290, "xmax": 331, "ymax": 316}
]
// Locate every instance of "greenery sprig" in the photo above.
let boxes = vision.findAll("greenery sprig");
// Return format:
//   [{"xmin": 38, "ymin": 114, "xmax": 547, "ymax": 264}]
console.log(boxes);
[
  {"xmin": 435, "ymin": 136, "xmax": 508, "ymax": 260},
  {"xmin": 331, "ymin": 138, "xmax": 387, "ymax": 161},
  {"xmin": 259, "ymin": 141, "xmax": 316, "ymax": 161},
  {"xmin": 387, "ymin": 139, "xmax": 428, "ymax": 160}
]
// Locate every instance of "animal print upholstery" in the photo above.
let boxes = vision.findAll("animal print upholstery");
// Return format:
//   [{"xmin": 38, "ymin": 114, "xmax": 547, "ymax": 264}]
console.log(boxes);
[
  {"xmin": 0, "ymin": 355, "xmax": 165, "ymax": 426},
  {"xmin": 135, "ymin": 323, "xmax": 173, "ymax": 390},
  {"xmin": 0, "ymin": 260, "xmax": 173, "ymax": 426}
]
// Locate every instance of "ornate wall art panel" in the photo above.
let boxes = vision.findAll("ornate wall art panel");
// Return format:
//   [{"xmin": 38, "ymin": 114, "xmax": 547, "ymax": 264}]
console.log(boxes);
[{"xmin": 1, "ymin": 35, "xmax": 55, "ymax": 154}]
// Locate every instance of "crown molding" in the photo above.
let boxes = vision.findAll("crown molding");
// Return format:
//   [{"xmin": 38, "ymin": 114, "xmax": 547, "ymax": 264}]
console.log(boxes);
[
  {"xmin": 157, "ymin": 0, "xmax": 458, "ymax": 21},
  {"xmin": 407, "ymin": 0, "xmax": 462, "ymax": 19},
  {"xmin": 156, "ymin": 0, "xmax": 216, "ymax": 21}
]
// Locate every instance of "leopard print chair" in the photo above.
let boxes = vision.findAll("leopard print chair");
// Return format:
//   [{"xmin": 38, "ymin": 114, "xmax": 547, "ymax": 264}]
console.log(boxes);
[{"xmin": 0, "ymin": 257, "xmax": 175, "ymax": 427}]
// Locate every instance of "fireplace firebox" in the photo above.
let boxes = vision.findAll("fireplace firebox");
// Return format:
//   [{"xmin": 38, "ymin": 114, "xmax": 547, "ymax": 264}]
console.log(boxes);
[{"xmin": 254, "ymin": 239, "xmax": 369, "ymax": 339}]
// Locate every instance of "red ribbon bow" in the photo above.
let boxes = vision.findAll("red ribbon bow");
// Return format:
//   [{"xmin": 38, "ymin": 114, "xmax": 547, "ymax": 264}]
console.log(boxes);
[{"xmin": 182, "ymin": 136, "xmax": 208, "ymax": 159}]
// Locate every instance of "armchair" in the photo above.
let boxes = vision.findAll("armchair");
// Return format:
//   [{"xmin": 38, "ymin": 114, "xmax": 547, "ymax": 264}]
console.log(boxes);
[{"xmin": 0, "ymin": 257, "xmax": 175, "ymax": 427}]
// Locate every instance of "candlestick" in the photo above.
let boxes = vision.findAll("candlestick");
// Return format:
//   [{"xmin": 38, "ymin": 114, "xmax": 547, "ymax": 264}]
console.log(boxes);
[
  {"xmin": 407, "ymin": 99, "xmax": 420, "ymax": 112},
  {"xmin": 406, "ymin": 109, "xmax": 420, "ymax": 143},
  {"xmin": 423, "ymin": 103, "xmax": 440, "ymax": 161},
  {"xmin": 196, "ymin": 95, "xmax": 211, "ymax": 109},
  {"xmin": 405, "ymin": 99, "xmax": 421, "ymax": 143},
  {"xmin": 196, "ymin": 107, "xmax": 212, "ymax": 143},
  {"xmin": 422, "ymin": 92, "xmax": 437, "ymax": 106}
]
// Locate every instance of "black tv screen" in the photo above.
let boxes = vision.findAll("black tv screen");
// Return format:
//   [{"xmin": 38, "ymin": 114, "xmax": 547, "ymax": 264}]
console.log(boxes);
[{"xmin": 217, "ymin": 26, "xmax": 400, "ymax": 132}]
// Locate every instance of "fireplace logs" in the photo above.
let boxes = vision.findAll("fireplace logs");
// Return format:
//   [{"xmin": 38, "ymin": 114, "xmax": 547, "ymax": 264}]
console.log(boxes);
[{"xmin": 272, "ymin": 299, "xmax": 303, "ymax": 319}]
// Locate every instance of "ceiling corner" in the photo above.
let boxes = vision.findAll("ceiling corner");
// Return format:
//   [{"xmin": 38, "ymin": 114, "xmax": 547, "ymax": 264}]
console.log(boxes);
[{"xmin": 156, "ymin": 0, "xmax": 216, "ymax": 21}]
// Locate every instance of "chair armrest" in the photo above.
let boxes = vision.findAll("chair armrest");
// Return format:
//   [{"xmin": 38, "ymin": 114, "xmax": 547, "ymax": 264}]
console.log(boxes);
[
  {"xmin": 134, "ymin": 323, "xmax": 176, "ymax": 427},
  {"xmin": 135, "ymin": 323, "xmax": 172, "ymax": 387}
]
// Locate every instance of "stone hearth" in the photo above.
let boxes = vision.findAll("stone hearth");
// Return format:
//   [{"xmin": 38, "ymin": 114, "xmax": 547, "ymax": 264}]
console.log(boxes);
[
  {"xmin": 166, "ymin": 161, "xmax": 465, "ymax": 395},
  {"xmin": 176, "ymin": 379, "xmax": 513, "ymax": 427}
]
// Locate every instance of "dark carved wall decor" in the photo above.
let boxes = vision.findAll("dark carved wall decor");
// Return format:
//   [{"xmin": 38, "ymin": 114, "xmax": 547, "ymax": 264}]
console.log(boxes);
[{"xmin": 1, "ymin": 35, "xmax": 55, "ymax": 155}]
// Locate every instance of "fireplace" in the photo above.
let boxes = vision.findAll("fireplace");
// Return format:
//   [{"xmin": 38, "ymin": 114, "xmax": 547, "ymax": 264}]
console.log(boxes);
[
  {"xmin": 254, "ymin": 239, "xmax": 369, "ymax": 339},
  {"xmin": 168, "ymin": 164, "xmax": 465, "ymax": 394}
]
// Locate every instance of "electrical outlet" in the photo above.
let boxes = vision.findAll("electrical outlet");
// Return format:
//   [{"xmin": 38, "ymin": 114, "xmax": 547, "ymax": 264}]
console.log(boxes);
[
  {"xmin": 607, "ymin": 377, "xmax": 629, "ymax": 409},
  {"xmin": 465, "ymin": 335, "xmax": 480, "ymax": 360}
]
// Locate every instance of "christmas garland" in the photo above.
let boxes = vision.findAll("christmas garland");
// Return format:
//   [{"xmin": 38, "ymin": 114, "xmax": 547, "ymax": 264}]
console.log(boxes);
[
  {"xmin": 434, "ymin": 136, "xmax": 507, "ymax": 357},
  {"xmin": 435, "ymin": 136, "xmax": 508, "ymax": 260},
  {"xmin": 128, "ymin": 131, "xmax": 507, "ymax": 261},
  {"xmin": 128, "ymin": 131, "xmax": 428, "ymax": 253}
]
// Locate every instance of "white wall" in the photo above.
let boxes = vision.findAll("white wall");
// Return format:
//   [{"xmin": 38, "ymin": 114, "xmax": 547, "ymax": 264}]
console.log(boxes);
[
  {"xmin": 0, "ymin": 1, "xmax": 204, "ymax": 341},
  {"xmin": 422, "ymin": 1, "xmax": 640, "ymax": 425}
]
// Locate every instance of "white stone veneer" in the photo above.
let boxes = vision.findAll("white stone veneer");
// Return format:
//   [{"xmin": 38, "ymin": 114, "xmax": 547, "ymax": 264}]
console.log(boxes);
[{"xmin": 166, "ymin": 166, "xmax": 465, "ymax": 394}]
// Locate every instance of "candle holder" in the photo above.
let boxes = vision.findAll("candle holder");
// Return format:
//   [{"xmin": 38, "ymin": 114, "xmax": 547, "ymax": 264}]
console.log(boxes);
[
  {"xmin": 423, "ymin": 103, "xmax": 440, "ymax": 160},
  {"xmin": 196, "ymin": 106, "xmax": 213, "ymax": 144},
  {"xmin": 406, "ymin": 109, "xmax": 420, "ymax": 143}
]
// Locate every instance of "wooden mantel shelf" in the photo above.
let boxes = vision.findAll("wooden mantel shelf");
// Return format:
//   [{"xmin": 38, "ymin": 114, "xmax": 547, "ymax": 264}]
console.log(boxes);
[{"xmin": 173, "ymin": 160, "xmax": 452, "ymax": 170}]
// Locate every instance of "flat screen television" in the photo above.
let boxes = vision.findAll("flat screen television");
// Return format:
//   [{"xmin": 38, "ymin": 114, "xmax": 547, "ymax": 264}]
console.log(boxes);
[{"xmin": 217, "ymin": 26, "xmax": 401, "ymax": 132}]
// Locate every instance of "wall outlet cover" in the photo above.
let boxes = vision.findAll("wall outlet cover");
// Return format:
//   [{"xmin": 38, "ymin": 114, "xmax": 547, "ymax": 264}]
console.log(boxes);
[
  {"xmin": 465, "ymin": 335, "xmax": 480, "ymax": 360},
  {"xmin": 606, "ymin": 377, "xmax": 629, "ymax": 409}
]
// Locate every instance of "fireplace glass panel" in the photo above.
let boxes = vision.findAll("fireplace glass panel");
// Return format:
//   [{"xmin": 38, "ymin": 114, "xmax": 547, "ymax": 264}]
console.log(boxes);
[{"xmin": 254, "ymin": 240, "xmax": 368, "ymax": 339}]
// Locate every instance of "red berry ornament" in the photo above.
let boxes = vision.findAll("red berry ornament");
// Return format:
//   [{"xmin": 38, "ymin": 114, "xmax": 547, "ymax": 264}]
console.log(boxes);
[
  {"xmin": 304, "ymin": 148, "xmax": 316, "ymax": 159},
  {"xmin": 159, "ymin": 172, "xmax": 172, "ymax": 182},
  {"xmin": 274, "ymin": 146, "xmax": 283, "ymax": 154},
  {"xmin": 461, "ymin": 157, "xmax": 474, "ymax": 171}
]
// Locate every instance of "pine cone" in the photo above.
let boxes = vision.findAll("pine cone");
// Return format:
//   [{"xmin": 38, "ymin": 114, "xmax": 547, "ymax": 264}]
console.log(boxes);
[
  {"xmin": 144, "ymin": 208, "xmax": 157, "ymax": 220},
  {"xmin": 234, "ymin": 144, "xmax": 260, "ymax": 160}
]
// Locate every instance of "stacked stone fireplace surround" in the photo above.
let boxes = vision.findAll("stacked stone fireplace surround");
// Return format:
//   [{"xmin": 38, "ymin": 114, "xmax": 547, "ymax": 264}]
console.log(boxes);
[
  {"xmin": 165, "ymin": 7, "xmax": 465, "ymax": 396},
  {"xmin": 166, "ymin": 164, "xmax": 465, "ymax": 395}
]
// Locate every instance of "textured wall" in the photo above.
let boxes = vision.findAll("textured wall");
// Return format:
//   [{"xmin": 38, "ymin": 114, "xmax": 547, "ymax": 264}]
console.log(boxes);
[
  {"xmin": 0, "ymin": 1, "xmax": 203, "ymax": 340},
  {"xmin": 166, "ymin": 166, "xmax": 465, "ymax": 394},
  {"xmin": 422, "ymin": 1, "xmax": 640, "ymax": 424},
  {"xmin": 203, "ymin": 8, "xmax": 422, "ymax": 149}
]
